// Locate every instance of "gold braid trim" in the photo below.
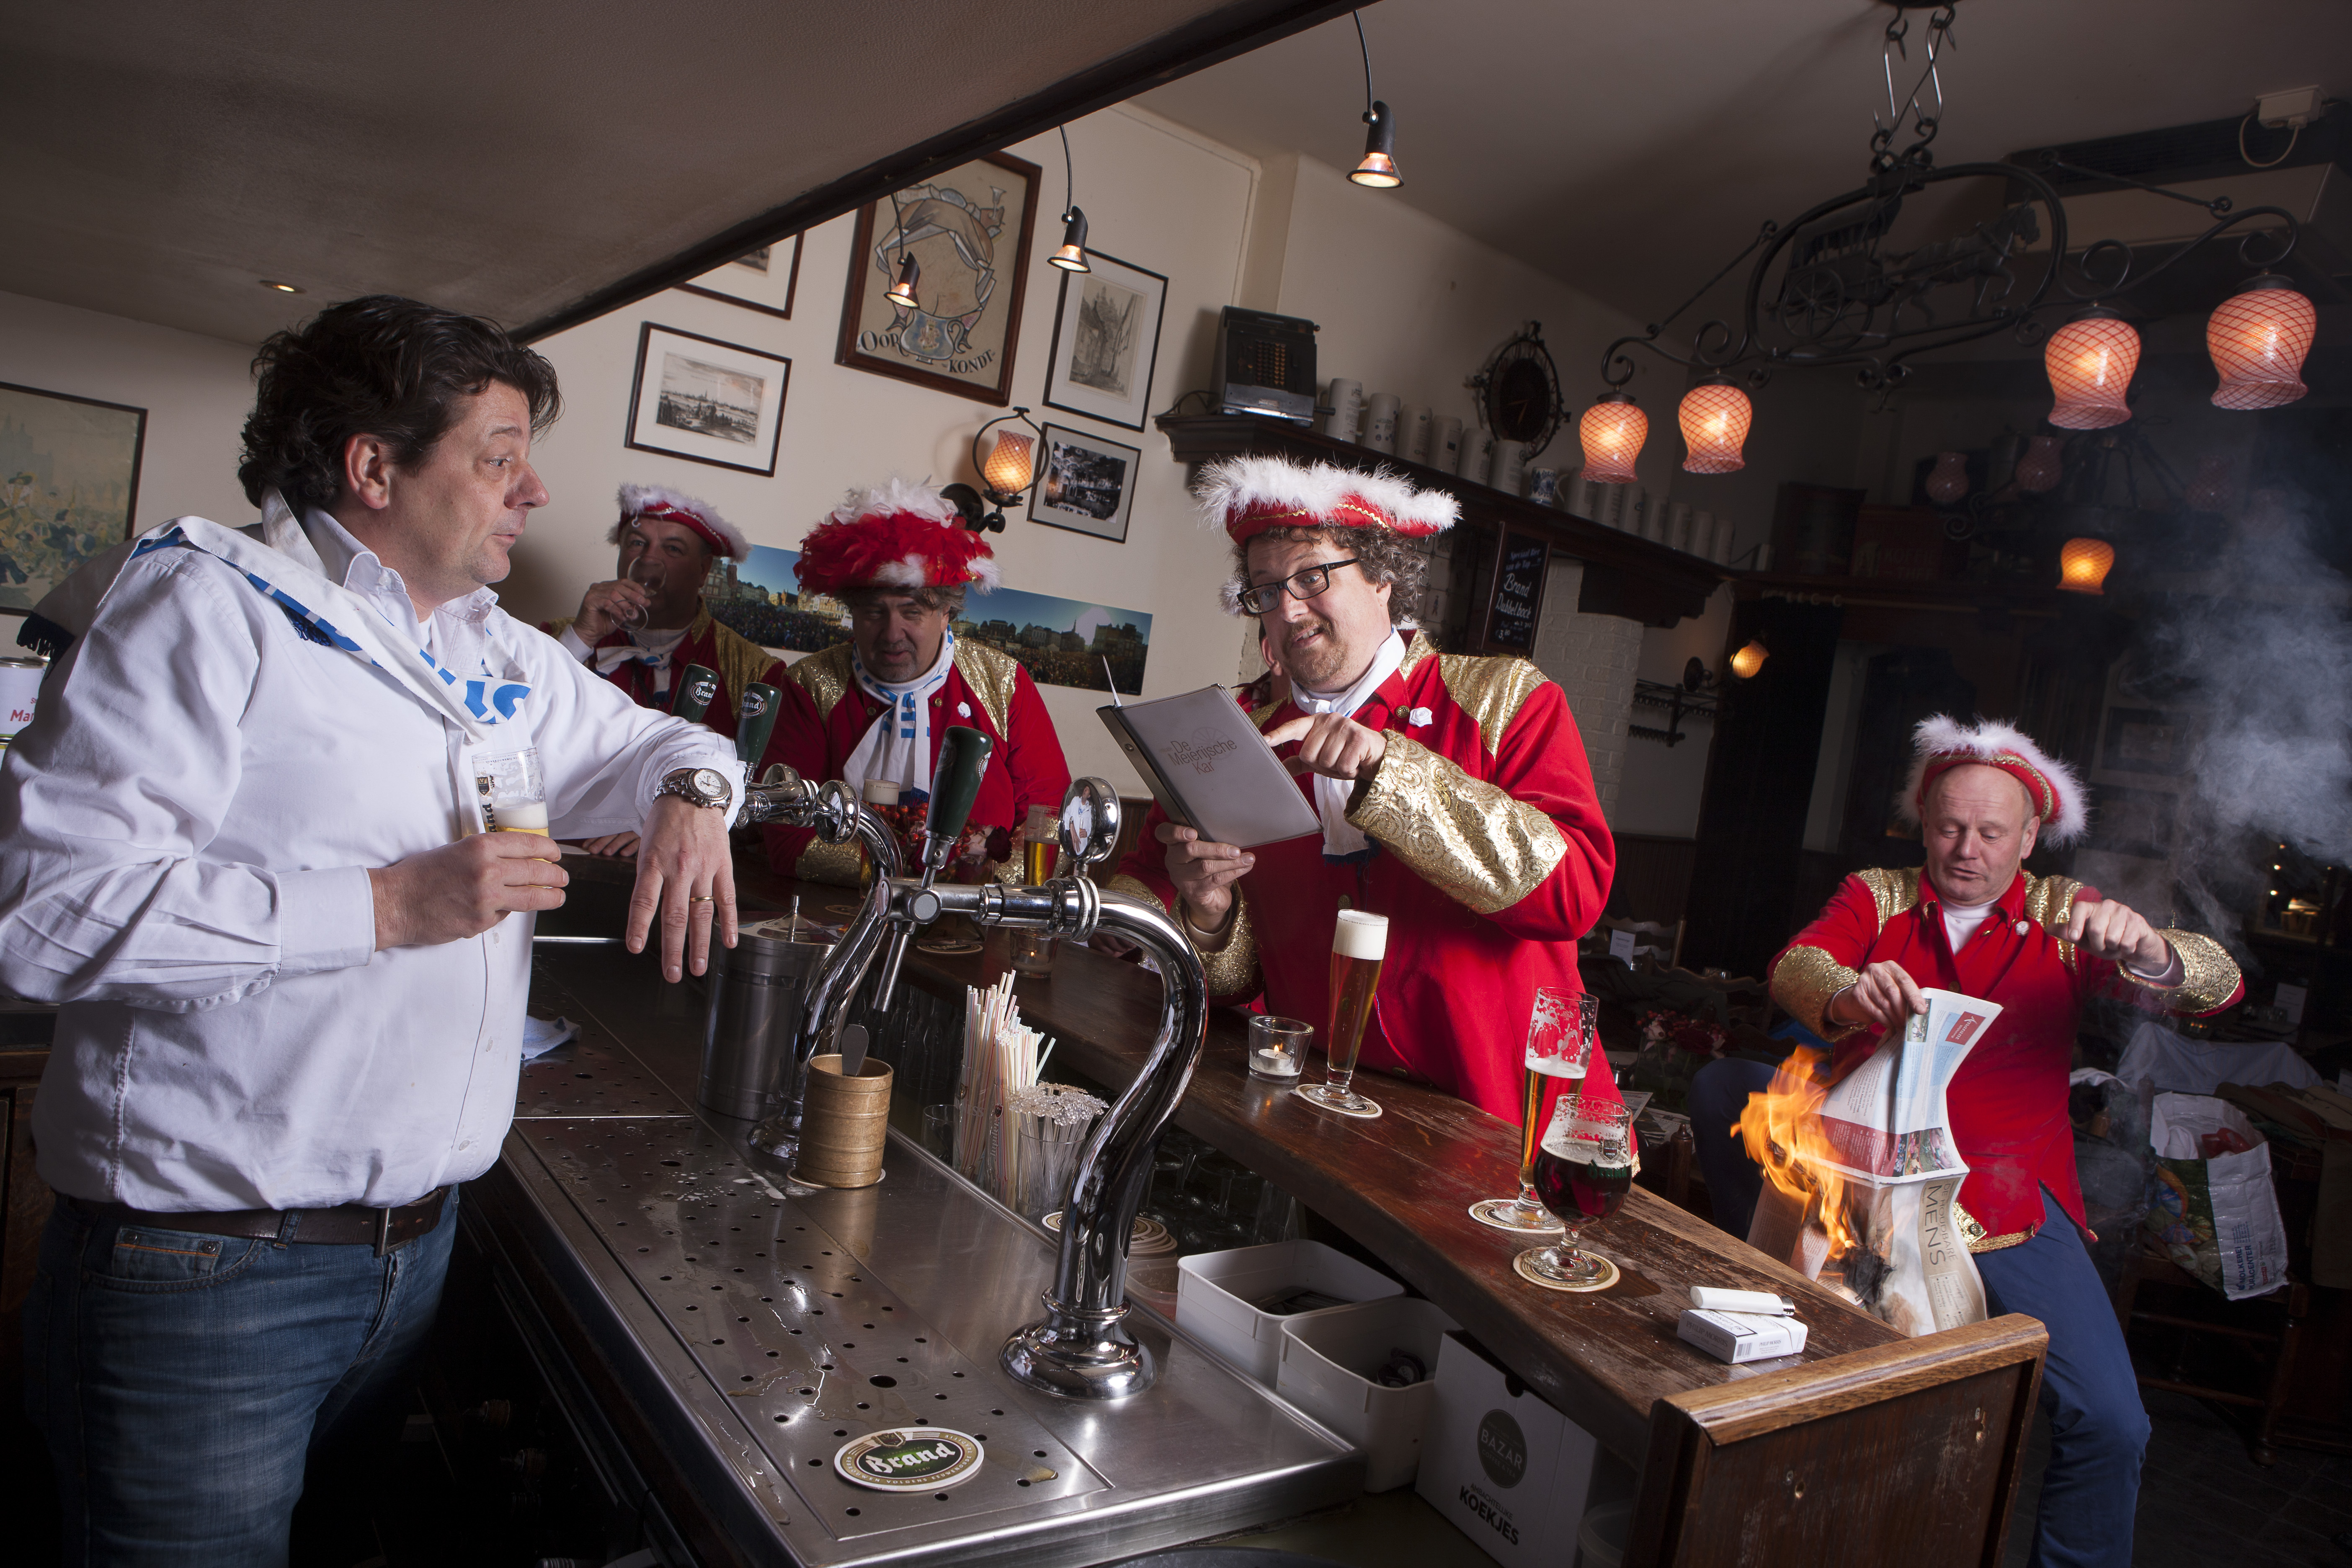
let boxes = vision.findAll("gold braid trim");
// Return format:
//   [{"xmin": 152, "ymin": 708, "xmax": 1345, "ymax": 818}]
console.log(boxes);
[
  {"xmin": 793, "ymin": 833, "xmax": 863, "ymax": 887},
  {"xmin": 1180, "ymin": 887, "xmax": 1261, "ymax": 999},
  {"xmin": 2026, "ymin": 875, "xmax": 2085, "ymax": 972},
  {"xmin": 2120, "ymin": 930, "xmax": 2243, "ymax": 1016},
  {"xmin": 1957, "ymin": 1198, "xmax": 2033, "ymax": 1253},
  {"xmin": 1435, "ymin": 653, "xmax": 1548, "ymax": 759},
  {"xmin": 1769, "ymin": 944, "xmax": 1865, "ymax": 1040},
  {"xmin": 1104, "ymin": 872, "xmax": 1167, "ymax": 910},
  {"xmin": 704, "ymin": 612, "xmax": 780, "ymax": 723},
  {"xmin": 952, "ymin": 640, "xmax": 1020, "ymax": 737},
  {"xmin": 1397, "ymin": 630, "xmax": 1439, "ymax": 680},
  {"xmin": 1348, "ymin": 732, "xmax": 1567, "ymax": 915},
  {"xmin": 783, "ymin": 642, "xmax": 856, "ymax": 726},
  {"xmin": 1855, "ymin": 867, "xmax": 1921, "ymax": 928}
]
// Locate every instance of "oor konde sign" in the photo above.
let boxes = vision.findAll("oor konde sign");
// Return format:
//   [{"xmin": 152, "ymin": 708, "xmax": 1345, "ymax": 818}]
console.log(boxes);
[{"xmin": 833, "ymin": 1427, "xmax": 986, "ymax": 1491}]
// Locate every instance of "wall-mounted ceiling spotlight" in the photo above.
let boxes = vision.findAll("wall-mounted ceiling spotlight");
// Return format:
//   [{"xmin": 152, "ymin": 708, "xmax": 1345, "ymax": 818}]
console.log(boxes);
[
  {"xmin": 1346, "ymin": 13, "xmax": 1400, "ymax": 188},
  {"xmin": 1050, "ymin": 125, "xmax": 1091, "ymax": 273}
]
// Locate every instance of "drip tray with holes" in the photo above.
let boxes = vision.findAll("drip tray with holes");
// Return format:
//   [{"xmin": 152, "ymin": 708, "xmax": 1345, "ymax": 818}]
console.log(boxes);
[{"xmin": 491, "ymin": 1117, "xmax": 1361, "ymax": 1568}]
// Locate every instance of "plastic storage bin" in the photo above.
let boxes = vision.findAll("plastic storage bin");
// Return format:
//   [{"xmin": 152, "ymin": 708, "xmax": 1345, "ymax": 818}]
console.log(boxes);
[
  {"xmin": 1176, "ymin": 1240, "xmax": 1404, "ymax": 1384},
  {"xmin": 1277, "ymin": 1296, "xmax": 1460, "ymax": 1491}
]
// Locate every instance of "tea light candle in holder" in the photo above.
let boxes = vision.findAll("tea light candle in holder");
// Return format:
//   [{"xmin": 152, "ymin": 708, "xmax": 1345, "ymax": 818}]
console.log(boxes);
[{"xmin": 1248, "ymin": 1015, "xmax": 1313, "ymax": 1083}]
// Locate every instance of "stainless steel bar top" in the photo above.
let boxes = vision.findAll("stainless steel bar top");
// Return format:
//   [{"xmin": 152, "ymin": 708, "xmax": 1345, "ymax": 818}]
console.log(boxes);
[{"xmin": 481, "ymin": 949, "xmax": 1361, "ymax": 1568}]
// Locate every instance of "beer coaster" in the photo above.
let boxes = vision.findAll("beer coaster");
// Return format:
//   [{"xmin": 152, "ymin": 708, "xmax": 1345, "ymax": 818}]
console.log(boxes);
[
  {"xmin": 785, "ymin": 1167, "xmax": 887, "ymax": 1190},
  {"xmin": 917, "ymin": 936, "xmax": 984, "ymax": 955},
  {"xmin": 1513, "ymin": 1249, "xmax": 1618, "ymax": 1293},
  {"xmin": 834, "ymin": 1427, "xmax": 985, "ymax": 1492},
  {"xmin": 1469, "ymin": 1198, "xmax": 1563, "ymax": 1233},
  {"xmin": 1296, "ymin": 1088, "xmax": 1382, "ymax": 1119}
]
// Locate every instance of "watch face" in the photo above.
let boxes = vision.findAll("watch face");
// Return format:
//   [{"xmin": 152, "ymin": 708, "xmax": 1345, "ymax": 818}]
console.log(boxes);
[{"xmin": 693, "ymin": 768, "xmax": 730, "ymax": 799}]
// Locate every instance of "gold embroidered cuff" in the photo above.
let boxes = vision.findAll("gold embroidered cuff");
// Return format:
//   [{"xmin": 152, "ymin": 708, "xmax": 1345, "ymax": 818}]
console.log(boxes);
[
  {"xmin": 1347, "ymin": 733, "xmax": 1567, "ymax": 916},
  {"xmin": 793, "ymin": 833, "xmax": 863, "ymax": 887},
  {"xmin": 2121, "ymin": 930, "xmax": 2242, "ymax": 1016},
  {"xmin": 1769, "ymin": 944, "xmax": 1865, "ymax": 1040},
  {"xmin": 1183, "ymin": 888, "xmax": 1261, "ymax": 999}
]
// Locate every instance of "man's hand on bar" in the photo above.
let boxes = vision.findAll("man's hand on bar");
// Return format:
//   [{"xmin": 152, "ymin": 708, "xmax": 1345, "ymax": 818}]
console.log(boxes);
[
  {"xmin": 1156, "ymin": 822, "xmax": 1252, "ymax": 935},
  {"xmin": 1827, "ymin": 959, "xmax": 1928, "ymax": 1030},
  {"xmin": 627, "ymin": 795, "xmax": 738, "ymax": 982}
]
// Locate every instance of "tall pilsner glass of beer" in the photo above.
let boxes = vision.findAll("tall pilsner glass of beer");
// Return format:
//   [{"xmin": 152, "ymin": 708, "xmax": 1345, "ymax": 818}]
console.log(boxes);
[
  {"xmin": 1470, "ymin": 987, "xmax": 1598, "ymax": 1231},
  {"xmin": 1297, "ymin": 910, "xmax": 1387, "ymax": 1115}
]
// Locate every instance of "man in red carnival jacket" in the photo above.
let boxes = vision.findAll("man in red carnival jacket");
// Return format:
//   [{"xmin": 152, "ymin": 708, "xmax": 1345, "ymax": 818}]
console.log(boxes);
[
  {"xmin": 764, "ymin": 481, "xmax": 1069, "ymax": 884},
  {"xmin": 551, "ymin": 485, "xmax": 791, "ymax": 854},
  {"xmin": 1697, "ymin": 717, "xmax": 2241, "ymax": 1568},
  {"xmin": 1115, "ymin": 456, "xmax": 1619, "ymax": 1132}
]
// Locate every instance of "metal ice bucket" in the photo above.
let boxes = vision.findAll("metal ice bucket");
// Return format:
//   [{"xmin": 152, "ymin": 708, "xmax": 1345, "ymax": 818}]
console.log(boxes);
[{"xmin": 699, "ymin": 925, "xmax": 835, "ymax": 1120}]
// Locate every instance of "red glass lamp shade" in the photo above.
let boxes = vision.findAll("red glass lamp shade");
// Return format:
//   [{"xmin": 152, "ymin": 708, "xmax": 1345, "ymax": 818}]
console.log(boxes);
[
  {"xmin": 1579, "ymin": 395, "xmax": 1647, "ymax": 484},
  {"xmin": 2045, "ymin": 311, "xmax": 2141, "ymax": 430},
  {"xmin": 1728, "ymin": 639, "xmax": 1769, "ymax": 679},
  {"xmin": 981, "ymin": 431, "xmax": 1036, "ymax": 499},
  {"xmin": 2208, "ymin": 275, "xmax": 2315, "ymax": 410},
  {"xmin": 2013, "ymin": 435, "xmax": 2064, "ymax": 494},
  {"xmin": 1677, "ymin": 380, "xmax": 1751, "ymax": 474},
  {"xmin": 2058, "ymin": 537, "xmax": 2116, "ymax": 594},
  {"xmin": 1925, "ymin": 451, "xmax": 1970, "ymax": 505}
]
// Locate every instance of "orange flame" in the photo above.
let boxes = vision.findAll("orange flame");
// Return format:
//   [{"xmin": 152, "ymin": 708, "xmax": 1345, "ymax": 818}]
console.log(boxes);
[{"xmin": 1732, "ymin": 1046, "xmax": 1862, "ymax": 1259}]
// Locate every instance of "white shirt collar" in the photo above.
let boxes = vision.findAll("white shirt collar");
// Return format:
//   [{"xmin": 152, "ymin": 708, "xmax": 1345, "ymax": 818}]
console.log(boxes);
[{"xmin": 300, "ymin": 507, "xmax": 500, "ymax": 632}]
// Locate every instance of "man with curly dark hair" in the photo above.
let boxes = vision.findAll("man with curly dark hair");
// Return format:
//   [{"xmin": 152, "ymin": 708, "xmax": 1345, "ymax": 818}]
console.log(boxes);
[{"xmin": 4, "ymin": 294, "xmax": 746, "ymax": 1562}]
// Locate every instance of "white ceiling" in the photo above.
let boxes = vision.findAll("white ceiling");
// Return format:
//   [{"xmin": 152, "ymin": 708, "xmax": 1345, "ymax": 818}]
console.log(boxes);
[
  {"xmin": 0, "ymin": 0, "xmax": 1333, "ymax": 346},
  {"xmin": 1140, "ymin": 0, "xmax": 2352, "ymax": 326}
]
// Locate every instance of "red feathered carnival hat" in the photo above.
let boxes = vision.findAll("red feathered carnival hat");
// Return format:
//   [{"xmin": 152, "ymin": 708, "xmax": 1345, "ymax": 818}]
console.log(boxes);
[
  {"xmin": 1897, "ymin": 716, "xmax": 2090, "ymax": 847},
  {"xmin": 1194, "ymin": 455, "xmax": 1459, "ymax": 544},
  {"xmin": 616, "ymin": 483, "xmax": 749, "ymax": 564},
  {"xmin": 794, "ymin": 480, "xmax": 1001, "ymax": 596}
]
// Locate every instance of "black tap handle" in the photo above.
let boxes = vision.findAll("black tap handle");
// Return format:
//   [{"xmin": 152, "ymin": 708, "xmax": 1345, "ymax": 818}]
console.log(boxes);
[
  {"xmin": 924, "ymin": 725, "xmax": 994, "ymax": 851},
  {"xmin": 735, "ymin": 681, "xmax": 781, "ymax": 766}
]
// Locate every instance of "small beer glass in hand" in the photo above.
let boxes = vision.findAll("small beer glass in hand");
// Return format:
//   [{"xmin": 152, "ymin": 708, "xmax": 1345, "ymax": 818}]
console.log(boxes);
[
  {"xmin": 1470, "ymin": 987, "xmax": 1598, "ymax": 1232},
  {"xmin": 1297, "ymin": 910, "xmax": 1386, "ymax": 1116},
  {"xmin": 475, "ymin": 748, "xmax": 549, "ymax": 837},
  {"xmin": 1520, "ymin": 1099, "xmax": 1632, "ymax": 1287}
]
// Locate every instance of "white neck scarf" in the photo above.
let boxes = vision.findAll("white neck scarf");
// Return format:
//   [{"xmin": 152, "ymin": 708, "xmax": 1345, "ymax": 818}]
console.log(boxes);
[
  {"xmin": 843, "ymin": 631, "xmax": 957, "ymax": 797},
  {"xmin": 1291, "ymin": 629, "xmax": 1406, "ymax": 860}
]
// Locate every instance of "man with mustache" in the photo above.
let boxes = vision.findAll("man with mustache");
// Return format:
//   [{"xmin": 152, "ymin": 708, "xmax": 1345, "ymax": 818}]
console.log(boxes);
[
  {"xmin": 763, "ymin": 480, "xmax": 1069, "ymax": 882},
  {"xmin": 1113, "ymin": 456, "xmax": 1622, "ymax": 1126}
]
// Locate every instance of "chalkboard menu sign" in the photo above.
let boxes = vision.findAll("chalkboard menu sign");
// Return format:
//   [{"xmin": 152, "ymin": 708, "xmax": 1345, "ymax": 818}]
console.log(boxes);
[{"xmin": 1482, "ymin": 531, "xmax": 1550, "ymax": 651}]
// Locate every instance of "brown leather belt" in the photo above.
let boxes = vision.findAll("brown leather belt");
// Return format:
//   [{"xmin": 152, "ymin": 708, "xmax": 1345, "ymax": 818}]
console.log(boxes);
[{"xmin": 72, "ymin": 1187, "xmax": 449, "ymax": 1256}]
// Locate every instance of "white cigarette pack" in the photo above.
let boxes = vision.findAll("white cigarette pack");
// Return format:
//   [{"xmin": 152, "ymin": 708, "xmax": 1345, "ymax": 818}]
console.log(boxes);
[{"xmin": 1677, "ymin": 1308, "xmax": 1809, "ymax": 1364}]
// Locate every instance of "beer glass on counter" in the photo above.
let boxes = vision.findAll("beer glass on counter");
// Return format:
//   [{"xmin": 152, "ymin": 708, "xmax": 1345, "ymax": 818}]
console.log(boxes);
[
  {"xmin": 1296, "ymin": 910, "xmax": 1386, "ymax": 1115},
  {"xmin": 1522, "ymin": 1099, "xmax": 1632, "ymax": 1287},
  {"xmin": 1009, "ymin": 804, "xmax": 1060, "ymax": 978},
  {"xmin": 1470, "ymin": 987, "xmax": 1598, "ymax": 1232},
  {"xmin": 475, "ymin": 748, "xmax": 549, "ymax": 836}
]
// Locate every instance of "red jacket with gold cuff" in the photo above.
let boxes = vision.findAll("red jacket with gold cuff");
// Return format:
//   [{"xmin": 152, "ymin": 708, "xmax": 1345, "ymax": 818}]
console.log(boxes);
[
  {"xmin": 1113, "ymin": 634, "xmax": 1620, "ymax": 1126},
  {"xmin": 762, "ymin": 640, "xmax": 1071, "ymax": 884},
  {"xmin": 1769, "ymin": 868, "xmax": 2244, "ymax": 1249}
]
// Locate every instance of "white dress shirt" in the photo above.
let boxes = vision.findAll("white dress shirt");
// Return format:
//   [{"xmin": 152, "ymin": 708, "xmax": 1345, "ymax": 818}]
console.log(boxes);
[{"xmin": 0, "ymin": 508, "xmax": 738, "ymax": 1211}]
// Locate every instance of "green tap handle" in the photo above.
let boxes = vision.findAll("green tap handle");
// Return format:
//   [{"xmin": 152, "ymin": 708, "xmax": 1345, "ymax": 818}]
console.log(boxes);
[
  {"xmin": 671, "ymin": 664, "xmax": 720, "ymax": 724},
  {"xmin": 735, "ymin": 681, "xmax": 781, "ymax": 766},
  {"xmin": 924, "ymin": 725, "xmax": 995, "ymax": 852}
]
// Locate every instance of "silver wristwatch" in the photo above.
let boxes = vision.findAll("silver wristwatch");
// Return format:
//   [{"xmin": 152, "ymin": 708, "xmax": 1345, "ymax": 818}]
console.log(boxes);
[{"xmin": 656, "ymin": 766, "xmax": 734, "ymax": 810}]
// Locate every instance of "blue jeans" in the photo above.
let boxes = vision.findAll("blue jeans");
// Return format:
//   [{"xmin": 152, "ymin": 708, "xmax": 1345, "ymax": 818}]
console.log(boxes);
[
  {"xmin": 1689, "ymin": 1055, "xmax": 1777, "ymax": 1240},
  {"xmin": 24, "ymin": 1189, "xmax": 459, "ymax": 1568}
]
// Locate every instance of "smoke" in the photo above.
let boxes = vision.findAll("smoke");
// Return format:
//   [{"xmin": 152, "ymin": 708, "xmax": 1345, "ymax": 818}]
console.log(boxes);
[{"xmin": 2133, "ymin": 486, "xmax": 2352, "ymax": 945}]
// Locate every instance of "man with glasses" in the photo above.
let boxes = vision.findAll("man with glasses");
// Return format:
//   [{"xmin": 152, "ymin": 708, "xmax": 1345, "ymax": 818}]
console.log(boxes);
[
  {"xmin": 763, "ymin": 480, "xmax": 1069, "ymax": 883},
  {"xmin": 1113, "ymin": 456, "xmax": 1621, "ymax": 1124}
]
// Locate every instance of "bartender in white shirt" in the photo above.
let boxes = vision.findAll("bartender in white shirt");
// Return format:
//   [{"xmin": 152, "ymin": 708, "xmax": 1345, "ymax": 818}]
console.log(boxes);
[{"xmin": 0, "ymin": 294, "xmax": 741, "ymax": 1565}]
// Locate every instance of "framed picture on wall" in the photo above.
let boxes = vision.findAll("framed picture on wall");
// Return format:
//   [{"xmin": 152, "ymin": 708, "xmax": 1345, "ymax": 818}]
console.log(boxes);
[
  {"xmin": 0, "ymin": 380, "xmax": 147, "ymax": 613},
  {"xmin": 624, "ymin": 323, "xmax": 791, "ymax": 476},
  {"xmin": 677, "ymin": 236, "xmax": 803, "ymax": 320},
  {"xmin": 835, "ymin": 150, "xmax": 1040, "ymax": 405},
  {"xmin": 1030, "ymin": 423, "xmax": 1141, "ymax": 543},
  {"xmin": 1040, "ymin": 250, "xmax": 1168, "ymax": 432}
]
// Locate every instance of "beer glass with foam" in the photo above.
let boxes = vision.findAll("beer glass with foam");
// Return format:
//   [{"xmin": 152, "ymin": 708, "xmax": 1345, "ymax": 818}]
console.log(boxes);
[
  {"xmin": 1297, "ymin": 910, "xmax": 1386, "ymax": 1115},
  {"xmin": 475, "ymin": 748, "xmax": 549, "ymax": 837},
  {"xmin": 1522, "ymin": 1099, "xmax": 1632, "ymax": 1287},
  {"xmin": 1470, "ymin": 987, "xmax": 1597, "ymax": 1232}
]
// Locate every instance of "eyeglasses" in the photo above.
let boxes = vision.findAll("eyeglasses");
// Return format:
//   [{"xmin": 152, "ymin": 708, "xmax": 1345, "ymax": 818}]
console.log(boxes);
[{"xmin": 1236, "ymin": 558, "xmax": 1361, "ymax": 615}]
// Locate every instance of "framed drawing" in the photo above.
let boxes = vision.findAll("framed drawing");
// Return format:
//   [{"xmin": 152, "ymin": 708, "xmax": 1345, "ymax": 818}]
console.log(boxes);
[
  {"xmin": 0, "ymin": 380, "xmax": 147, "ymax": 612},
  {"xmin": 678, "ymin": 236, "xmax": 803, "ymax": 320},
  {"xmin": 835, "ymin": 151, "xmax": 1040, "ymax": 405},
  {"xmin": 624, "ymin": 323, "xmax": 790, "ymax": 477},
  {"xmin": 1042, "ymin": 251, "xmax": 1168, "ymax": 432},
  {"xmin": 1030, "ymin": 423, "xmax": 1141, "ymax": 544}
]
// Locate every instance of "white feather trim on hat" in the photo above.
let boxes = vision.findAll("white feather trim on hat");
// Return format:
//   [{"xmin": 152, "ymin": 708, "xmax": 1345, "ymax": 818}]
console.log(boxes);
[
  {"xmin": 1193, "ymin": 454, "xmax": 1458, "ymax": 534},
  {"xmin": 1896, "ymin": 714, "xmax": 2091, "ymax": 847},
  {"xmin": 616, "ymin": 482, "xmax": 749, "ymax": 562},
  {"xmin": 830, "ymin": 477, "xmax": 960, "ymax": 528}
]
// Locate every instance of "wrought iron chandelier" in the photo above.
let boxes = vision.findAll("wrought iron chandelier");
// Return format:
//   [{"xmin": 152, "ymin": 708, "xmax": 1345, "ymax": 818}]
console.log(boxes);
[{"xmin": 1583, "ymin": 1, "xmax": 2315, "ymax": 481}]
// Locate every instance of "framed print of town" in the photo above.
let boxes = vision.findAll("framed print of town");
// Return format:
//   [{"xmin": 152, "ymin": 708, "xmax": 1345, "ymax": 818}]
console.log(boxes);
[
  {"xmin": 1030, "ymin": 423, "xmax": 1141, "ymax": 544},
  {"xmin": 677, "ymin": 236, "xmax": 803, "ymax": 320},
  {"xmin": 1041, "ymin": 250, "xmax": 1167, "ymax": 432},
  {"xmin": 624, "ymin": 322, "xmax": 790, "ymax": 476},
  {"xmin": 834, "ymin": 151, "xmax": 1040, "ymax": 405},
  {"xmin": 0, "ymin": 380, "xmax": 147, "ymax": 612}
]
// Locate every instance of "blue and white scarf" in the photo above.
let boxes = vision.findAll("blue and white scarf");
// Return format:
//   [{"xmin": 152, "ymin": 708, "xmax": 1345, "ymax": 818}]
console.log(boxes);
[{"xmin": 842, "ymin": 630, "xmax": 956, "ymax": 800}]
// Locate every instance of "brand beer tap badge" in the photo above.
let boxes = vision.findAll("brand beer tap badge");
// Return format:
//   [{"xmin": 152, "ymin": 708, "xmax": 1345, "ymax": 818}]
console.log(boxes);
[{"xmin": 833, "ymin": 1427, "xmax": 985, "ymax": 1491}]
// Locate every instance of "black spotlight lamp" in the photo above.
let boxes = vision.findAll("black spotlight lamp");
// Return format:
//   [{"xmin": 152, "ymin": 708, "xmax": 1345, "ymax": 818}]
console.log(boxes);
[
  {"xmin": 1050, "ymin": 126, "xmax": 1092, "ymax": 272},
  {"xmin": 885, "ymin": 252, "xmax": 921, "ymax": 312},
  {"xmin": 942, "ymin": 407, "xmax": 1043, "ymax": 534},
  {"xmin": 1346, "ymin": 12, "xmax": 1400, "ymax": 188}
]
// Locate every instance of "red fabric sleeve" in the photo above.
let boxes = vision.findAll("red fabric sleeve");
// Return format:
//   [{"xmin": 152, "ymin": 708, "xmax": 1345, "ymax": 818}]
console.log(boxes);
[
  {"xmin": 761, "ymin": 670, "xmax": 838, "ymax": 874},
  {"xmin": 1000, "ymin": 665, "xmax": 1072, "ymax": 827},
  {"xmin": 1473, "ymin": 681, "xmax": 1616, "ymax": 942},
  {"xmin": 1772, "ymin": 874, "xmax": 1886, "ymax": 977}
]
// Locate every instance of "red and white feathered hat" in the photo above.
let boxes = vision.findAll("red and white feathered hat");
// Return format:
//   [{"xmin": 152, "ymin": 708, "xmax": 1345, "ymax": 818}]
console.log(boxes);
[
  {"xmin": 1195, "ymin": 455, "xmax": 1459, "ymax": 544},
  {"xmin": 1897, "ymin": 716, "xmax": 2090, "ymax": 847},
  {"xmin": 616, "ymin": 483, "xmax": 749, "ymax": 564},
  {"xmin": 793, "ymin": 479, "xmax": 1001, "ymax": 596}
]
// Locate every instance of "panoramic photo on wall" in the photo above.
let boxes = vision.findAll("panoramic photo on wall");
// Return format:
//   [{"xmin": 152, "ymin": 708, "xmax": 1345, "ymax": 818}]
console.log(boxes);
[{"xmin": 707, "ymin": 544, "xmax": 1152, "ymax": 696}]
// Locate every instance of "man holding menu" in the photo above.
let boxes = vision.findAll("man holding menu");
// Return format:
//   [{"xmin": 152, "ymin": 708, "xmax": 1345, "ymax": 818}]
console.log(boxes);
[{"xmin": 1114, "ymin": 455, "xmax": 1620, "ymax": 1123}]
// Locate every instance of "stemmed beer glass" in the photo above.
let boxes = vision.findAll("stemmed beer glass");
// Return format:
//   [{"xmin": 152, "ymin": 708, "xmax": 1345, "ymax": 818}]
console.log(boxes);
[
  {"xmin": 613, "ymin": 549, "xmax": 666, "ymax": 632},
  {"xmin": 1519, "ymin": 1099, "xmax": 1634, "ymax": 1288},
  {"xmin": 1470, "ymin": 987, "xmax": 1597, "ymax": 1231},
  {"xmin": 1295, "ymin": 910, "xmax": 1386, "ymax": 1117}
]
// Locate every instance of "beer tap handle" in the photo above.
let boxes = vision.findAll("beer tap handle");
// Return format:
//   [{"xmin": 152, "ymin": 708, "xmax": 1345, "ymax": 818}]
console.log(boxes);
[
  {"xmin": 735, "ymin": 681, "xmax": 781, "ymax": 769},
  {"xmin": 670, "ymin": 664, "xmax": 720, "ymax": 724}
]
